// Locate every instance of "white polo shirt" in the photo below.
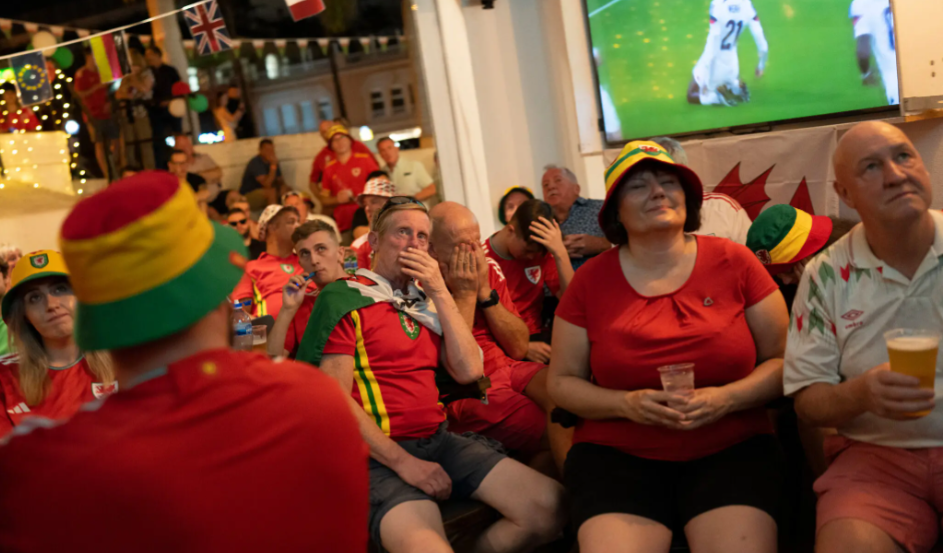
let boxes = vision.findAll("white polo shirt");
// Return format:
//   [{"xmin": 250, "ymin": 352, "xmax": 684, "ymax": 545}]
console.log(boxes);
[
  {"xmin": 382, "ymin": 158, "xmax": 434, "ymax": 199},
  {"xmin": 784, "ymin": 210, "xmax": 943, "ymax": 448},
  {"xmin": 694, "ymin": 193, "xmax": 752, "ymax": 245}
]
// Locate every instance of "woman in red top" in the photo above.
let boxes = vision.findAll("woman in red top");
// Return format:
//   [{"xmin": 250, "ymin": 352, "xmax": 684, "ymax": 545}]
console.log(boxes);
[
  {"xmin": 0, "ymin": 87, "xmax": 40, "ymax": 133},
  {"xmin": 547, "ymin": 141, "xmax": 789, "ymax": 553},
  {"xmin": 0, "ymin": 250, "xmax": 114, "ymax": 437}
]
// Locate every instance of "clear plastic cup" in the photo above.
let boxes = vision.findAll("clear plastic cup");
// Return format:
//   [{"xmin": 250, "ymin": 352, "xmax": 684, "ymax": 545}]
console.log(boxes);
[{"xmin": 658, "ymin": 363, "xmax": 695, "ymax": 393}]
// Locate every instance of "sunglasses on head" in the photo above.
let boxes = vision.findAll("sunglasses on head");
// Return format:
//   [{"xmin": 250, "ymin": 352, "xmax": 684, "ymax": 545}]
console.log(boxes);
[
  {"xmin": 375, "ymin": 196, "xmax": 426, "ymax": 221},
  {"xmin": 229, "ymin": 218, "xmax": 248, "ymax": 226}
]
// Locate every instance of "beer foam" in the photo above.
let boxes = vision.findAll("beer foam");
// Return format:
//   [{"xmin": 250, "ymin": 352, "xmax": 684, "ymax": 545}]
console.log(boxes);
[{"xmin": 887, "ymin": 336, "xmax": 940, "ymax": 351}]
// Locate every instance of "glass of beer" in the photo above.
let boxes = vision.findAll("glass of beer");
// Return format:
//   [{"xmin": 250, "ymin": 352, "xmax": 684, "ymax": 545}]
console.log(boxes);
[
  {"xmin": 251, "ymin": 325, "xmax": 268, "ymax": 354},
  {"xmin": 884, "ymin": 328, "xmax": 941, "ymax": 418}
]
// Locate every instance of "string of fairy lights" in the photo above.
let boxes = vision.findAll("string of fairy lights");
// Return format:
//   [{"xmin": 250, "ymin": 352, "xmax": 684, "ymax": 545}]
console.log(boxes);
[{"xmin": 0, "ymin": 64, "xmax": 91, "ymax": 193}]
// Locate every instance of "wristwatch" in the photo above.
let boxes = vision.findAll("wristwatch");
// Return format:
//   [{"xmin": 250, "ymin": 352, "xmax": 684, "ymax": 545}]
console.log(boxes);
[{"xmin": 478, "ymin": 289, "xmax": 500, "ymax": 309}]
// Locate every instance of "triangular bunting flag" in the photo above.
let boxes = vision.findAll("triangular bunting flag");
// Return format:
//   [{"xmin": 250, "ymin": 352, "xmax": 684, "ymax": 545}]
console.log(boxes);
[
  {"xmin": 24, "ymin": 23, "xmax": 38, "ymax": 34},
  {"xmin": 140, "ymin": 35, "xmax": 151, "ymax": 46},
  {"xmin": 275, "ymin": 39, "xmax": 287, "ymax": 56},
  {"xmin": 359, "ymin": 37, "xmax": 371, "ymax": 54},
  {"xmin": 77, "ymin": 29, "xmax": 89, "ymax": 38},
  {"xmin": 252, "ymin": 39, "xmax": 265, "ymax": 56},
  {"xmin": 0, "ymin": 19, "xmax": 12, "ymax": 32},
  {"xmin": 182, "ymin": 0, "xmax": 233, "ymax": 56},
  {"xmin": 338, "ymin": 37, "xmax": 350, "ymax": 55},
  {"xmin": 378, "ymin": 36, "xmax": 389, "ymax": 52},
  {"xmin": 50, "ymin": 26, "xmax": 64, "ymax": 38},
  {"xmin": 317, "ymin": 38, "xmax": 329, "ymax": 56},
  {"xmin": 298, "ymin": 39, "xmax": 309, "ymax": 49}
]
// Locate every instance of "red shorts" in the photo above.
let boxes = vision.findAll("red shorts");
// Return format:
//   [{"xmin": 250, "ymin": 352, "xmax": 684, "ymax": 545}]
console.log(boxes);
[
  {"xmin": 814, "ymin": 435, "xmax": 943, "ymax": 553},
  {"xmin": 446, "ymin": 360, "xmax": 546, "ymax": 454}
]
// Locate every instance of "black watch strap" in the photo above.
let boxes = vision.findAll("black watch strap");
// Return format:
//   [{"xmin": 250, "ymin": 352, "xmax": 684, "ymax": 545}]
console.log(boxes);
[{"xmin": 478, "ymin": 289, "xmax": 500, "ymax": 309}]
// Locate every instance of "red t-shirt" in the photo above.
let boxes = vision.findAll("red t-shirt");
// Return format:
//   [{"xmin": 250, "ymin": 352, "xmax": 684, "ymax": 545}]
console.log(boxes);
[
  {"xmin": 356, "ymin": 240, "xmax": 373, "ymax": 271},
  {"xmin": 309, "ymin": 141, "xmax": 374, "ymax": 184},
  {"xmin": 74, "ymin": 66, "xmax": 110, "ymax": 120},
  {"xmin": 484, "ymin": 237, "xmax": 560, "ymax": 335},
  {"xmin": 472, "ymin": 262, "xmax": 523, "ymax": 375},
  {"xmin": 0, "ymin": 349, "xmax": 368, "ymax": 553},
  {"xmin": 232, "ymin": 252, "xmax": 315, "ymax": 318},
  {"xmin": 0, "ymin": 354, "xmax": 115, "ymax": 437},
  {"xmin": 284, "ymin": 293, "xmax": 317, "ymax": 359},
  {"xmin": 0, "ymin": 108, "xmax": 40, "ymax": 132},
  {"xmin": 323, "ymin": 301, "xmax": 445, "ymax": 441},
  {"xmin": 322, "ymin": 153, "xmax": 380, "ymax": 232},
  {"xmin": 555, "ymin": 237, "xmax": 778, "ymax": 461}
]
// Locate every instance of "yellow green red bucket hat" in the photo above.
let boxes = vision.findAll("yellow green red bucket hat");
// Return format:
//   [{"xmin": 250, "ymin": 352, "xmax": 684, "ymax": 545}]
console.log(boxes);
[
  {"xmin": 747, "ymin": 204, "xmax": 833, "ymax": 275},
  {"xmin": 1, "ymin": 250, "xmax": 70, "ymax": 323},
  {"xmin": 59, "ymin": 171, "xmax": 248, "ymax": 351}
]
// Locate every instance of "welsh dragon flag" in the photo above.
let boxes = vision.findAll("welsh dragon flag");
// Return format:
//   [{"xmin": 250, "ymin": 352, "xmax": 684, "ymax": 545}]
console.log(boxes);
[{"xmin": 295, "ymin": 271, "xmax": 440, "ymax": 366}]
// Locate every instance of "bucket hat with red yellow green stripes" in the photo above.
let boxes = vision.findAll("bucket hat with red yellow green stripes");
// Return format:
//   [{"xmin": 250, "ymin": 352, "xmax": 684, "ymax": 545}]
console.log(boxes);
[
  {"xmin": 59, "ymin": 171, "xmax": 248, "ymax": 351},
  {"xmin": 746, "ymin": 204, "xmax": 833, "ymax": 275},
  {"xmin": 1, "ymin": 250, "xmax": 71, "ymax": 323}
]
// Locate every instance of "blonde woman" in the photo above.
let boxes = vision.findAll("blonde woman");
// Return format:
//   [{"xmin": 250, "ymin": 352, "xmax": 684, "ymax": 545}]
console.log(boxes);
[{"xmin": 0, "ymin": 250, "xmax": 114, "ymax": 437}]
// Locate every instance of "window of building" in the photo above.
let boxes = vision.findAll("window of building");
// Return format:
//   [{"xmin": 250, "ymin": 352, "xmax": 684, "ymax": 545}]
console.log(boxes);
[
  {"xmin": 281, "ymin": 104, "xmax": 300, "ymax": 134},
  {"xmin": 187, "ymin": 67, "xmax": 200, "ymax": 92},
  {"xmin": 390, "ymin": 87, "xmax": 406, "ymax": 115},
  {"xmin": 264, "ymin": 54, "xmax": 280, "ymax": 80},
  {"xmin": 263, "ymin": 107, "xmax": 282, "ymax": 136},
  {"xmin": 370, "ymin": 90, "xmax": 386, "ymax": 118},
  {"xmin": 300, "ymin": 101, "xmax": 317, "ymax": 132},
  {"xmin": 317, "ymin": 98, "xmax": 334, "ymax": 122}
]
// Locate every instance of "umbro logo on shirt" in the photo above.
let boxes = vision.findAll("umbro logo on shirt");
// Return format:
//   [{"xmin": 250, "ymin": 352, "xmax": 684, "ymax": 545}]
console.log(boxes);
[
  {"xmin": 7, "ymin": 402, "xmax": 31, "ymax": 415},
  {"xmin": 841, "ymin": 310, "xmax": 865, "ymax": 330}
]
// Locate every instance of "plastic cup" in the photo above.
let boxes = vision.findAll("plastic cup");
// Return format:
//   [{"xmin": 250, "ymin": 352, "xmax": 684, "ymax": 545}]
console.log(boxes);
[
  {"xmin": 658, "ymin": 363, "xmax": 695, "ymax": 393},
  {"xmin": 884, "ymin": 328, "xmax": 940, "ymax": 417},
  {"xmin": 251, "ymin": 325, "xmax": 268, "ymax": 354}
]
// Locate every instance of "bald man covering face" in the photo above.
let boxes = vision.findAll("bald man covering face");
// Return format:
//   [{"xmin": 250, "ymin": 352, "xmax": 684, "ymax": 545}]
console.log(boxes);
[{"xmin": 784, "ymin": 122, "xmax": 943, "ymax": 553}]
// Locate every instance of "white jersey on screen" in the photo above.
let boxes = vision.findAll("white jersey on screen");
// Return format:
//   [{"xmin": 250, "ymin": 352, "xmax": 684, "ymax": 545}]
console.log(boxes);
[
  {"xmin": 692, "ymin": 0, "xmax": 768, "ymax": 105},
  {"xmin": 850, "ymin": 0, "xmax": 898, "ymax": 105}
]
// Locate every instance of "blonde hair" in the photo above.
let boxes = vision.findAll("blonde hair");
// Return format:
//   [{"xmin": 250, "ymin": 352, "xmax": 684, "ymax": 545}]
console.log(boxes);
[
  {"xmin": 373, "ymin": 202, "xmax": 428, "ymax": 238},
  {"xmin": 6, "ymin": 279, "xmax": 114, "ymax": 406}
]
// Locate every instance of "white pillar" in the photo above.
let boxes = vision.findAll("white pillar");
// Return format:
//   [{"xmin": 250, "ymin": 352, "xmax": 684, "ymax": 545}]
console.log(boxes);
[{"xmin": 147, "ymin": 0, "xmax": 199, "ymax": 135}]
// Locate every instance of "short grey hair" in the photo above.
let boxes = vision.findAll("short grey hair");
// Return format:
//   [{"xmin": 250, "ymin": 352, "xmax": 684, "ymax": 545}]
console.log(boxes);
[
  {"xmin": 650, "ymin": 136, "xmax": 689, "ymax": 166},
  {"xmin": 542, "ymin": 164, "xmax": 579, "ymax": 184}
]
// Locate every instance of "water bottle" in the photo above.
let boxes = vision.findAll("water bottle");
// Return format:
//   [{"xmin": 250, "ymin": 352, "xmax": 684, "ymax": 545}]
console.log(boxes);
[
  {"xmin": 232, "ymin": 301, "xmax": 253, "ymax": 351},
  {"xmin": 343, "ymin": 248, "xmax": 358, "ymax": 275}
]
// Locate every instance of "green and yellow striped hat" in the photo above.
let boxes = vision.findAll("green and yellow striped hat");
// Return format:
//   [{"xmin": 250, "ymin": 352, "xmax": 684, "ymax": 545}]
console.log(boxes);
[
  {"xmin": 746, "ymin": 205, "xmax": 833, "ymax": 275},
  {"xmin": 1, "ymin": 250, "xmax": 70, "ymax": 323},
  {"xmin": 59, "ymin": 171, "xmax": 248, "ymax": 351},
  {"xmin": 601, "ymin": 140, "xmax": 703, "ymax": 228}
]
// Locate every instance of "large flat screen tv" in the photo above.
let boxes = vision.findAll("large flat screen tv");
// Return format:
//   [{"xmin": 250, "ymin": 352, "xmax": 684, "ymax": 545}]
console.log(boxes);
[{"xmin": 587, "ymin": 0, "xmax": 899, "ymax": 143}]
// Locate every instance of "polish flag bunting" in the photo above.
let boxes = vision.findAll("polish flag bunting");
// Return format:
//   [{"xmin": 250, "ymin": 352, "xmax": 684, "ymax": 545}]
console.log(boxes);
[{"xmin": 285, "ymin": 0, "xmax": 326, "ymax": 22}]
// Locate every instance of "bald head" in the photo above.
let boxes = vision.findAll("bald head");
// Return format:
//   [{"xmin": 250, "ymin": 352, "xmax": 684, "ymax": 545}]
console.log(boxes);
[
  {"xmin": 429, "ymin": 201, "xmax": 481, "ymax": 264},
  {"xmin": 832, "ymin": 121, "xmax": 931, "ymax": 224}
]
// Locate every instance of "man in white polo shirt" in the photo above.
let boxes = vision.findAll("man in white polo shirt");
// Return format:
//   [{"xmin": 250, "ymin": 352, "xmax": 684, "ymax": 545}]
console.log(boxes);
[
  {"xmin": 376, "ymin": 137, "xmax": 437, "ymax": 206},
  {"xmin": 784, "ymin": 121, "xmax": 943, "ymax": 553}
]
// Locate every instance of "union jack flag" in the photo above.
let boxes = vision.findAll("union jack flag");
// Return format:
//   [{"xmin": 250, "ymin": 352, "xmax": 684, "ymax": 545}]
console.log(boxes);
[{"xmin": 183, "ymin": 0, "xmax": 233, "ymax": 56}]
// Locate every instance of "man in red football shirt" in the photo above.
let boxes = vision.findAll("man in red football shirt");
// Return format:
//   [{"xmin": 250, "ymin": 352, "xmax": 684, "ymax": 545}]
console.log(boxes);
[
  {"xmin": 0, "ymin": 171, "xmax": 368, "ymax": 553},
  {"xmin": 233, "ymin": 204, "xmax": 314, "ymax": 318},
  {"xmin": 318, "ymin": 125, "xmax": 380, "ymax": 236},
  {"xmin": 309, "ymin": 120, "xmax": 376, "ymax": 187},
  {"xmin": 310, "ymin": 200, "xmax": 564, "ymax": 552},
  {"xmin": 484, "ymin": 199, "xmax": 574, "ymax": 364},
  {"xmin": 268, "ymin": 219, "xmax": 347, "ymax": 358},
  {"xmin": 0, "ymin": 87, "xmax": 40, "ymax": 133},
  {"xmin": 74, "ymin": 49, "xmax": 121, "ymax": 180},
  {"xmin": 430, "ymin": 202, "xmax": 571, "ymax": 475}
]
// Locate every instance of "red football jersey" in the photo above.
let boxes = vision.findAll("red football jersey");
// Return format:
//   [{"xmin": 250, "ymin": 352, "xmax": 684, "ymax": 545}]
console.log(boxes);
[
  {"xmin": 232, "ymin": 252, "xmax": 315, "ymax": 318},
  {"xmin": 309, "ymin": 141, "xmax": 374, "ymax": 184},
  {"xmin": 322, "ymin": 153, "xmax": 380, "ymax": 232},
  {"xmin": 356, "ymin": 240, "xmax": 373, "ymax": 271},
  {"xmin": 0, "ymin": 349, "xmax": 369, "ymax": 553},
  {"xmin": 323, "ymin": 301, "xmax": 445, "ymax": 441},
  {"xmin": 0, "ymin": 354, "xmax": 115, "ymax": 437},
  {"xmin": 284, "ymin": 293, "xmax": 317, "ymax": 359},
  {"xmin": 483, "ymin": 237, "xmax": 560, "ymax": 335},
  {"xmin": 472, "ymin": 262, "xmax": 524, "ymax": 376}
]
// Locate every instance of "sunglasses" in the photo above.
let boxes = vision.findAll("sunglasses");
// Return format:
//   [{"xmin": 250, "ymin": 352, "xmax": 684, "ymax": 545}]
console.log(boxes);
[
  {"xmin": 229, "ymin": 219, "xmax": 248, "ymax": 226},
  {"xmin": 375, "ymin": 196, "xmax": 426, "ymax": 222}
]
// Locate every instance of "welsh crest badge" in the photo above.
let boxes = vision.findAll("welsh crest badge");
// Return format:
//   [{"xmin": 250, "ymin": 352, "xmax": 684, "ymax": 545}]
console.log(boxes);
[
  {"xmin": 30, "ymin": 254, "xmax": 49, "ymax": 269},
  {"xmin": 525, "ymin": 266, "xmax": 541, "ymax": 285},
  {"xmin": 281, "ymin": 264, "xmax": 294, "ymax": 274},
  {"xmin": 92, "ymin": 382, "xmax": 118, "ymax": 399},
  {"xmin": 399, "ymin": 312, "xmax": 420, "ymax": 340},
  {"xmin": 755, "ymin": 250, "xmax": 772, "ymax": 265}
]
